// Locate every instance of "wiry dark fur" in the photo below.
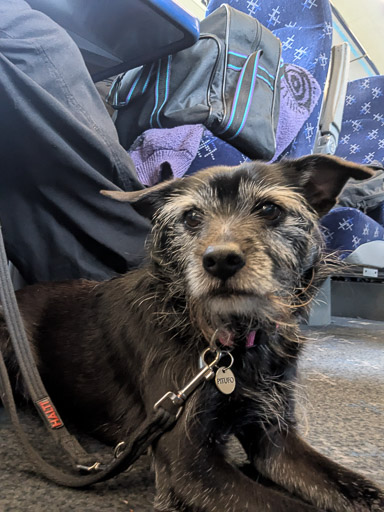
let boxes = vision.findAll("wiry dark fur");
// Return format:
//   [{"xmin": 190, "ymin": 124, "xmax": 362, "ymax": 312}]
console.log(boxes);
[{"xmin": 1, "ymin": 155, "xmax": 383, "ymax": 511}]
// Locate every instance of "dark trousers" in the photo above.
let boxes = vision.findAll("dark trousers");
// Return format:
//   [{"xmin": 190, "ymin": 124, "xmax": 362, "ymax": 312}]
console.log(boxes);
[{"xmin": 0, "ymin": 0, "xmax": 150, "ymax": 283}]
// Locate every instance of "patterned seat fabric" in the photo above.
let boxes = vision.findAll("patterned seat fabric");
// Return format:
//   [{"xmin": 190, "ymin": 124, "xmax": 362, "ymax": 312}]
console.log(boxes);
[
  {"xmin": 321, "ymin": 207, "xmax": 384, "ymax": 259},
  {"xmin": 335, "ymin": 76, "xmax": 384, "ymax": 167},
  {"xmin": 322, "ymin": 76, "xmax": 384, "ymax": 261},
  {"xmin": 187, "ymin": 0, "xmax": 332, "ymax": 173}
]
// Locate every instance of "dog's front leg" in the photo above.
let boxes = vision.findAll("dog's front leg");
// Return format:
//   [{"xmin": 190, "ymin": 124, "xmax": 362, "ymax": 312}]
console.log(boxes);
[
  {"xmin": 152, "ymin": 422, "xmax": 324, "ymax": 512},
  {"xmin": 240, "ymin": 426, "xmax": 384, "ymax": 512}
]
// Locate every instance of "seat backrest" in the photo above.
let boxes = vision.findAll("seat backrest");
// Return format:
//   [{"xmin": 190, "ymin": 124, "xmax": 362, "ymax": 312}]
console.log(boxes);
[{"xmin": 335, "ymin": 75, "xmax": 384, "ymax": 166}]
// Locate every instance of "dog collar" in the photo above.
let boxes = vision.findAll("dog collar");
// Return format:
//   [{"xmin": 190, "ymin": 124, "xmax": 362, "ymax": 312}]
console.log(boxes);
[{"xmin": 246, "ymin": 331, "xmax": 256, "ymax": 348}]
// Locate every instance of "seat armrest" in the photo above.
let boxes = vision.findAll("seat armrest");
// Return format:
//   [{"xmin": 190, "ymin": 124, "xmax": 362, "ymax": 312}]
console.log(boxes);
[{"xmin": 314, "ymin": 42, "xmax": 350, "ymax": 155}]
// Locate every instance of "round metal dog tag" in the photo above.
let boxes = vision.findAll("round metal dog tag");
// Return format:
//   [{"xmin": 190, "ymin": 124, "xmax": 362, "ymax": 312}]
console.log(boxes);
[{"xmin": 215, "ymin": 367, "xmax": 236, "ymax": 395}]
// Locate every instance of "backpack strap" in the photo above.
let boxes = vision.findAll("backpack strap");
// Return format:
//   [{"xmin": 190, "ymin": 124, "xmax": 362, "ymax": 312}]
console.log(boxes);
[
  {"xmin": 149, "ymin": 55, "xmax": 172, "ymax": 128},
  {"xmin": 106, "ymin": 54, "xmax": 172, "ymax": 124},
  {"xmin": 218, "ymin": 50, "xmax": 262, "ymax": 140}
]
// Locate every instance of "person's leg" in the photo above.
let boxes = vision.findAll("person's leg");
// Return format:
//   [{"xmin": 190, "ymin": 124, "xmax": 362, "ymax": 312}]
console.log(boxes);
[{"xmin": 0, "ymin": 0, "xmax": 150, "ymax": 283}]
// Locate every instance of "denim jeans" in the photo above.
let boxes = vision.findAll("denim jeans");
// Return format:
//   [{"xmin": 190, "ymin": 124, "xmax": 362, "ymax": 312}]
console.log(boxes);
[{"xmin": 0, "ymin": 0, "xmax": 150, "ymax": 283}]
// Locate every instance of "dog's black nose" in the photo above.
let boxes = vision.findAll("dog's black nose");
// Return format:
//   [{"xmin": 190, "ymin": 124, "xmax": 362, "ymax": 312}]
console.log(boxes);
[{"xmin": 203, "ymin": 245, "xmax": 245, "ymax": 280}]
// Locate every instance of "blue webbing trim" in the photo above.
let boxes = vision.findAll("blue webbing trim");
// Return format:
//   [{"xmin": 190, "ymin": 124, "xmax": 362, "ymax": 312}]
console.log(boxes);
[
  {"xmin": 228, "ymin": 51, "xmax": 261, "ymax": 140},
  {"xmin": 220, "ymin": 55, "xmax": 251, "ymax": 134},
  {"xmin": 156, "ymin": 55, "xmax": 172, "ymax": 128},
  {"xmin": 258, "ymin": 65, "xmax": 275, "ymax": 80},
  {"xmin": 149, "ymin": 60, "xmax": 162, "ymax": 128},
  {"xmin": 257, "ymin": 73, "xmax": 274, "ymax": 91},
  {"xmin": 228, "ymin": 64, "xmax": 242, "ymax": 71},
  {"xmin": 142, "ymin": 62, "xmax": 154, "ymax": 93},
  {"xmin": 228, "ymin": 50, "xmax": 248, "ymax": 59},
  {"xmin": 124, "ymin": 68, "xmax": 143, "ymax": 104}
]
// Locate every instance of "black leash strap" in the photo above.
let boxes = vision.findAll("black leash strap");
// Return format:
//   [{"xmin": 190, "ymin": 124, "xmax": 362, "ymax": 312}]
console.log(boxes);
[
  {"xmin": 0, "ymin": 350, "xmax": 175, "ymax": 487},
  {"xmin": 0, "ymin": 225, "xmax": 178, "ymax": 487}
]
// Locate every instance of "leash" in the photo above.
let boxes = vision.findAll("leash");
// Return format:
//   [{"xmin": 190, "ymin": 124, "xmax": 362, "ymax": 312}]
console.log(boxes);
[{"xmin": 0, "ymin": 224, "xmax": 219, "ymax": 487}]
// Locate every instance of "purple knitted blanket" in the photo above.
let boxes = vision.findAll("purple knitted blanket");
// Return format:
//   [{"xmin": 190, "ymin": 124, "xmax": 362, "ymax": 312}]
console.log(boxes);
[
  {"xmin": 272, "ymin": 63, "xmax": 321, "ymax": 161},
  {"xmin": 129, "ymin": 63, "xmax": 321, "ymax": 185}
]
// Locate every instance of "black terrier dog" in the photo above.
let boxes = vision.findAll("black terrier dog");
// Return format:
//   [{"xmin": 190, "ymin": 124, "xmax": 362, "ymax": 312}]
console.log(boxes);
[{"xmin": 1, "ymin": 155, "xmax": 383, "ymax": 511}]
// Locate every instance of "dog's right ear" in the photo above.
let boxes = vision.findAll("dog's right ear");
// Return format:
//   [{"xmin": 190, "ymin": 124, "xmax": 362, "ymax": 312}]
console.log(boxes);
[{"xmin": 101, "ymin": 178, "xmax": 180, "ymax": 219}]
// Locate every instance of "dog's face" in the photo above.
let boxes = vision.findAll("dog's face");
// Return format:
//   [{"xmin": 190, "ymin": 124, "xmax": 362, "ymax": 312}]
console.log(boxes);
[
  {"xmin": 102, "ymin": 155, "xmax": 374, "ymax": 345},
  {"xmin": 148, "ymin": 164, "xmax": 321, "ymax": 331}
]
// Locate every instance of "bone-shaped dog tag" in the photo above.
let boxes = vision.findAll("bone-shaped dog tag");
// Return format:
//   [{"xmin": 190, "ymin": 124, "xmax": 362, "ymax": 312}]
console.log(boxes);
[{"xmin": 215, "ymin": 367, "xmax": 236, "ymax": 395}]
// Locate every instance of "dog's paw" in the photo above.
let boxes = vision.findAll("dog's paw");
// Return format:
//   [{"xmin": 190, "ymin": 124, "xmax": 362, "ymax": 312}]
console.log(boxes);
[
  {"xmin": 341, "ymin": 480, "xmax": 384, "ymax": 512},
  {"xmin": 360, "ymin": 486, "xmax": 383, "ymax": 511}
]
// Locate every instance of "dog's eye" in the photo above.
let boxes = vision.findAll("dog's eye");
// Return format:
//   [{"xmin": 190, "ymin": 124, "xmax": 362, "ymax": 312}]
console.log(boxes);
[
  {"xmin": 184, "ymin": 210, "xmax": 202, "ymax": 230},
  {"xmin": 257, "ymin": 202, "xmax": 282, "ymax": 222}
]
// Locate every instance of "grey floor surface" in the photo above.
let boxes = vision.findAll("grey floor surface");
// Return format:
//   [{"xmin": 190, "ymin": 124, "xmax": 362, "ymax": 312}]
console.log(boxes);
[{"xmin": 0, "ymin": 317, "xmax": 383, "ymax": 511}]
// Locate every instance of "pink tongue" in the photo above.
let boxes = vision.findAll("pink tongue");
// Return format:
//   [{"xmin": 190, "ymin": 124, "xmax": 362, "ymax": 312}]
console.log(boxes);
[{"xmin": 218, "ymin": 331, "xmax": 256, "ymax": 348}]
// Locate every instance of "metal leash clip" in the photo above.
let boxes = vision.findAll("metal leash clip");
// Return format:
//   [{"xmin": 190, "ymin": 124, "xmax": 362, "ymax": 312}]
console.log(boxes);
[
  {"xmin": 76, "ymin": 461, "xmax": 103, "ymax": 473},
  {"xmin": 154, "ymin": 347, "xmax": 222, "ymax": 419}
]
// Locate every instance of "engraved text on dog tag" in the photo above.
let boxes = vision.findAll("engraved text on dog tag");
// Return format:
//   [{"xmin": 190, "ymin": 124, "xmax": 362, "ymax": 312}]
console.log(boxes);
[{"xmin": 215, "ymin": 367, "xmax": 236, "ymax": 395}]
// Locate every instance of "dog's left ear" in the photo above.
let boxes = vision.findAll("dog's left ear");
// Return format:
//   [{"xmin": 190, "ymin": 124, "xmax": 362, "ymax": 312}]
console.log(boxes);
[
  {"xmin": 283, "ymin": 154, "xmax": 376, "ymax": 217},
  {"xmin": 101, "ymin": 177, "xmax": 180, "ymax": 219}
]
